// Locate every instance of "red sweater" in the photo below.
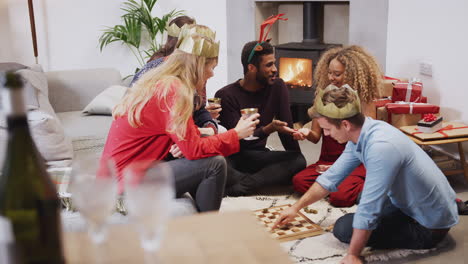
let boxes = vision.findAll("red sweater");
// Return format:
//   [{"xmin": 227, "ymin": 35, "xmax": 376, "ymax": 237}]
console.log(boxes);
[{"xmin": 101, "ymin": 79, "xmax": 240, "ymax": 182}]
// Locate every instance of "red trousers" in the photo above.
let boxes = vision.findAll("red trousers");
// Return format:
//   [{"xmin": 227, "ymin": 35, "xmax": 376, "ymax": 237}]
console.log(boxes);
[{"xmin": 292, "ymin": 162, "xmax": 366, "ymax": 207}]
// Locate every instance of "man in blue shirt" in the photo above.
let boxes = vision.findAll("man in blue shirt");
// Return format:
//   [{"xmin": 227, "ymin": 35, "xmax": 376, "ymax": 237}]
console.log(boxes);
[{"xmin": 273, "ymin": 84, "xmax": 458, "ymax": 264}]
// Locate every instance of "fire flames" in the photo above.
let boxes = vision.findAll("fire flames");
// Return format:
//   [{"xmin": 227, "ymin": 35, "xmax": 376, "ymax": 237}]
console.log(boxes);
[{"xmin": 279, "ymin": 57, "xmax": 312, "ymax": 87}]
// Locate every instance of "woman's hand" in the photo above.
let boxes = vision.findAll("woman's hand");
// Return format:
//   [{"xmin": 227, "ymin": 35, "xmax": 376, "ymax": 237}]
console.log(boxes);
[
  {"xmin": 205, "ymin": 103, "xmax": 222, "ymax": 119},
  {"xmin": 316, "ymin": 164, "xmax": 331, "ymax": 174},
  {"xmin": 234, "ymin": 113, "xmax": 260, "ymax": 139},
  {"xmin": 169, "ymin": 144, "xmax": 184, "ymax": 158},
  {"xmin": 293, "ymin": 128, "xmax": 311, "ymax": 141}
]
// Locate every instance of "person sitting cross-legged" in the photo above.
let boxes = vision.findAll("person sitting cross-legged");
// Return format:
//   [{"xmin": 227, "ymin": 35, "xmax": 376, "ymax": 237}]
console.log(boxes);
[
  {"xmin": 273, "ymin": 85, "xmax": 458, "ymax": 264},
  {"xmin": 215, "ymin": 40, "xmax": 306, "ymax": 196}
]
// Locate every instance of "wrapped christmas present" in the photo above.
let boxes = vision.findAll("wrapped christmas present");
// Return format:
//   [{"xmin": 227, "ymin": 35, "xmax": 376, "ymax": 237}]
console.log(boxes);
[
  {"xmin": 400, "ymin": 122, "xmax": 468, "ymax": 140},
  {"xmin": 376, "ymin": 106, "xmax": 388, "ymax": 122},
  {"xmin": 380, "ymin": 76, "xmax": 408, "ymax": 97},
  {"xmin": 392, "ymin": 80, "xmax": 423, "ymax": 103},
  {"xmin": 382, "ymin": 76, "xmax": 408, "ymax": 98},
  {"xmin": 417, "ymin": 114, "xmax": 444, "ymax": 133},
  {"xmin": 386, "ymin": 102, "xmax": 439, "ymax": 128},
  {"xmin": 374, "ymin": 98, "xmax": 392, "ymax": 108}
]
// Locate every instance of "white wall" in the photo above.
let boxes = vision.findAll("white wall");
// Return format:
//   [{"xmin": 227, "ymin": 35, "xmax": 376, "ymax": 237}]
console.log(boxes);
[
  {"xmin": 0, "ymin": 0, "xmax": 227, "ymax": 98},
  {"xmin": 386, "ymin": 0, "xmax": 468, "ymax": 122},
  {"xmin": 348, "ymin": 0, "xmax": 388, "ymax": 72},
  {"xmin": 386, "ymin": 0, "xmax": 468, "ymax": 157}
]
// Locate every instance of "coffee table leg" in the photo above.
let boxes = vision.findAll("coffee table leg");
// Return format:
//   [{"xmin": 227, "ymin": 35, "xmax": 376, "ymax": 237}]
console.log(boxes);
[{"xmin": 458, "ymin": 142, "xmax": 468, "ymax": 183}]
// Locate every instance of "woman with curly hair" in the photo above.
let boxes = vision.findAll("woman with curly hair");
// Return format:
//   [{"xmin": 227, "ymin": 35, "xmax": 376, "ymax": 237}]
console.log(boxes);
[{"xmin": 292, "ymin": 45, "xmax": 383, "ymax": 207}]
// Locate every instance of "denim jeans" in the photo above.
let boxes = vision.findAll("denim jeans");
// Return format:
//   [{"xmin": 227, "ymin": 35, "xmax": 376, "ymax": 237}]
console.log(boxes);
[
  {"xmin": 225, "ymin": 150, "xmax": 306, "ymax": 196},
  {"xmin": 167, "ymin": 156, "xmax": 227, "ymax": 212},
  {"xmin": 333, "ymin": 209, "xmax": 448, "ymax": 249}
]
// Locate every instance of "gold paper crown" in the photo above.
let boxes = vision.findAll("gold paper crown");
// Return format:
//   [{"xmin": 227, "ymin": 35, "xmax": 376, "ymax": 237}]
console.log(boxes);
[
  {"xmin": 176, "ymin": 25, "xmax": 219, "ymax": 58},
  {"xmin": 313, "ymin": 84, "xmax": 361, "ymax": 119},
  {"xmin": 166, "ymin": 23, "xmax": 182, "ymax": 37}
]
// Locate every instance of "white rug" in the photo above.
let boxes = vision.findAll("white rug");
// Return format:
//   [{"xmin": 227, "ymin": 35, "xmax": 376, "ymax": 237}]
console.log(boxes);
[{"xmin": 219, "ymin": 190, "xmax": 447, "ymax": 264}]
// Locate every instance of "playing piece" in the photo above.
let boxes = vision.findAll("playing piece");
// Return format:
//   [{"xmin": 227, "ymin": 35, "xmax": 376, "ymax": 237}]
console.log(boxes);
[{"xmin": 253, "ymin": 204, "xmax": 324, "ymax": 242}]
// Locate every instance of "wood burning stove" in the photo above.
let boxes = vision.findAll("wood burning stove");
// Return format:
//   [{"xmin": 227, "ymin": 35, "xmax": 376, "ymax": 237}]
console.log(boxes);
[{"xmin": 275, "ymin": 2, "xmax": 341, "ymax": 123}]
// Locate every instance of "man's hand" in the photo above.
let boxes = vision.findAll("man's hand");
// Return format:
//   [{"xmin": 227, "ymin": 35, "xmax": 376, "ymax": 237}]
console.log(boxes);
[
  {"xmin": 264, "ymin": 119, "xmax": 295, "ymax": 135},
  {"xmin": 340, "ymin": 254, "xmax": 363, "ymax": 264},
  {"xmin": 205, "ymin": 103, "xmax": 222, "ymax": 119},
  {"xmin": 169, "ymin": 144, "xmax": 184, "ymax": 158},
  {"xmin": 271, "ymin": 205, "xmax": 300, "ymax": 230},
  {"xmin": 293, "ymin": 128, "xmax": 311, "ymax": 140}
]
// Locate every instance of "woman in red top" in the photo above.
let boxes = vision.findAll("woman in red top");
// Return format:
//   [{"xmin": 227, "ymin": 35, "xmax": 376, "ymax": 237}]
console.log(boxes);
[
  {"xmin": 101, "ymin": 26, "xmax": 259, "ymax": 212},
  {"xmin": 292, "ymin": 45, "xmax": 382, "ymax": 207}
]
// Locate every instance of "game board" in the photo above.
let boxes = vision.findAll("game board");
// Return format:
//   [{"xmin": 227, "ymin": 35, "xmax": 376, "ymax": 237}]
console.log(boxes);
[{"xmin": 254, "ymin": 204, "xmax": 324, "ymax": 242}]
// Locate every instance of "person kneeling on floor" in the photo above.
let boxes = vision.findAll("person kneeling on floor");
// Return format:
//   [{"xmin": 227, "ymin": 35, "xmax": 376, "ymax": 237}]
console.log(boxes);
[{"xmin": 273, "ymin": 84, "xmax": 458, "ymax": 264}]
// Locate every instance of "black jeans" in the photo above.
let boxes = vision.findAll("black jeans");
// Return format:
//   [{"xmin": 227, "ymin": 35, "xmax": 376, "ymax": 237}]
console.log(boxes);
[
  {"xmin": 333, "ymin": 209, "xmax": 449, "ymax": 249},
  {"xmin": 167, "ymin": 156, "xmax": 227, "ymax": 212},
  {"xmin": 225, "ymin": 150, "xmax": 306, "ymax": 196}
]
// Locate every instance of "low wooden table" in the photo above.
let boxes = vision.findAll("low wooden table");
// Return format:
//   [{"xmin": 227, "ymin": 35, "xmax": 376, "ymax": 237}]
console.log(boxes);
[
  {"xmin": 400, "ymin": 129, "xmax": 468, "ymax": 183},
  {"xmin": 64, "ymin": 211, "xmax": 292, "ymax": 264}
]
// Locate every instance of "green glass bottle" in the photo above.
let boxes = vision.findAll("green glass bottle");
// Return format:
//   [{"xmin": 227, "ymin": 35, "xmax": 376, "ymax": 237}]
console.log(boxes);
[{"xmin": 0, "ymin": 72, "xmax": 65, "ymax": 264}]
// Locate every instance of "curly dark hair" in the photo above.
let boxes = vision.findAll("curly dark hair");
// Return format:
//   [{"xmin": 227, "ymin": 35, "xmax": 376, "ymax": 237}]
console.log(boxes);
[
  {"xmin": 314, "ymin": 45, "xmax": 383, "ymax": 103},
  {"xmin": 241, "ymin": 41, "xmax": 274, "ymax": 74}
]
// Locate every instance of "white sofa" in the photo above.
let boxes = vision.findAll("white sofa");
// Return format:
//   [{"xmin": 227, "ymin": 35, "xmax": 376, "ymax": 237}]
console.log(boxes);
[{"xmin": 46, "ymin": 68, "xmax": 121, "ymax": 162}]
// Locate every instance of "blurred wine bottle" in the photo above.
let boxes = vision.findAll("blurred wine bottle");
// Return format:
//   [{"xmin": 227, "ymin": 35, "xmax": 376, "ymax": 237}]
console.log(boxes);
[{"xmin": 0, "ymin": 72, "xmax": 65, "ymax": 263}]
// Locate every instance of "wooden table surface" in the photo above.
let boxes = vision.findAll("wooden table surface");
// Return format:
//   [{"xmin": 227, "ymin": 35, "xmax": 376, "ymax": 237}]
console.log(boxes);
[
  {"xmin": 402, "ymin": 130, "xmax": 468, "ymax": 182},
  {"xmin": 64, "ymin": 211, "xmax": 293, "ymax": 264}
]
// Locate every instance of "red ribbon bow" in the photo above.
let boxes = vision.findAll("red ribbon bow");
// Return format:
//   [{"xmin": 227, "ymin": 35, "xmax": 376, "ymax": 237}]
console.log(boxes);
[{"xmin": 423, "ymin": 113, "xmax": 437, "ymax": 122}]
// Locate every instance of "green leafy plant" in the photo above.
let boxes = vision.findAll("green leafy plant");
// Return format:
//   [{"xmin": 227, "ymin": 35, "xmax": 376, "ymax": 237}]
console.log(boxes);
[{"xmin": 98, "ymin": 0, "xmax": 184, "ymax": 73}]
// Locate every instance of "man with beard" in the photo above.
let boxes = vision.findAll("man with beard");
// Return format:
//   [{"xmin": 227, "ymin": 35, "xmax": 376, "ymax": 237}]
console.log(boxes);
[{"xmin": 215, "ymin": 41, "xmax": 306, "ymax": 196}]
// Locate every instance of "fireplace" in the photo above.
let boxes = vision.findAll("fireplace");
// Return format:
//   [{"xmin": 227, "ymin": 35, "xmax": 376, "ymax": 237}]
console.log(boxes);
[
  {"xmin": 279, "ymin": 57, "xmax": 313, "ymax": 89},
  {"xmin": 275, "ymin": 2, "xmax": 341, "ymax": 123}
]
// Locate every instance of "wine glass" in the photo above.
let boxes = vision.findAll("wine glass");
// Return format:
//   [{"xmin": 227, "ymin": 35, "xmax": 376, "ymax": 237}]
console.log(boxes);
[
  {"xmin": 241, "ymin": 108, "xmax": 259, "ymax": 140},
  {"xmin": 69, "ymin": 156, "xmax": 118, "ymax": 245},
  {"xmin": 207, "ymin": 97, "xmax": 222, "ymax": 123},
  {"xmin": 124, "ymin": 161, "xmax": 175, "ymax": 255}
]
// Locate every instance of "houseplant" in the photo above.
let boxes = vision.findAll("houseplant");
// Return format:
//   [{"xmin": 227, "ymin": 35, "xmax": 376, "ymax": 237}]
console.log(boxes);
[{"xmin": 98, "ymin": 0, "xmax": 184, "ymax": 75}]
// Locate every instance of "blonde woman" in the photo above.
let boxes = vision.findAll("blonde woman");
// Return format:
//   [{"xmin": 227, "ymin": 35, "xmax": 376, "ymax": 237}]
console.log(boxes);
[
  {"xmin": 292, "ymin": 45, "xmax": 382, "ymax": 207},
  {"xmin": 100, "ymin": 26, "xmax": 259, "ymax": 212}
]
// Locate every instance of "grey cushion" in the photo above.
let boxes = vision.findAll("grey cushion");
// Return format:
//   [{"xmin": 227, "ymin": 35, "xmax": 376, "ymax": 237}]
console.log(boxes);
[
  {"xmin": 47, "ymin": 68, "xmax": 123, "ymax": 112},
  {"xmin": 82, "ymin": 85, "xmax": 128, "ymax": 115},
  {"xmin": 0, "ymin": 62, "xmax": 27, "ymax": 71},
  {"xmin": 0, "ymin": 63, "xmax": 38, "ymax": 110}
]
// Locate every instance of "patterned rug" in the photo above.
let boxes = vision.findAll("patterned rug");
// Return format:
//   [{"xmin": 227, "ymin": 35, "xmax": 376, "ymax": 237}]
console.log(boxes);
[{"xmin": 219, "ymin": 190, "xmax": 449, "ymax": 264}]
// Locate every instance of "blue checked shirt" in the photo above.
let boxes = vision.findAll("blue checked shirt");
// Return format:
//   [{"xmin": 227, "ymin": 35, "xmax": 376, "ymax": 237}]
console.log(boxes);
[{"xmin": 316, "ymin": 118, "xmax": 459, "ymax": 230}]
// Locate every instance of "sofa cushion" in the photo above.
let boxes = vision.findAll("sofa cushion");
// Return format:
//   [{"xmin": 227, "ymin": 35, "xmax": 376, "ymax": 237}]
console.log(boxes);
[
  {"xmin": 57, "ymin": 111, "xmax": 113, "ymax": 141},
  {"xmin": 0, "ymin": 63, "xmax": 38, "ymax": 110},
  {"xmin": 82, "ymin": 85, "xmax": 128, "ymax": 115},
  {"xmin": 0, "ymin": 66, "xmax": 73, "ymax": 168}
]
